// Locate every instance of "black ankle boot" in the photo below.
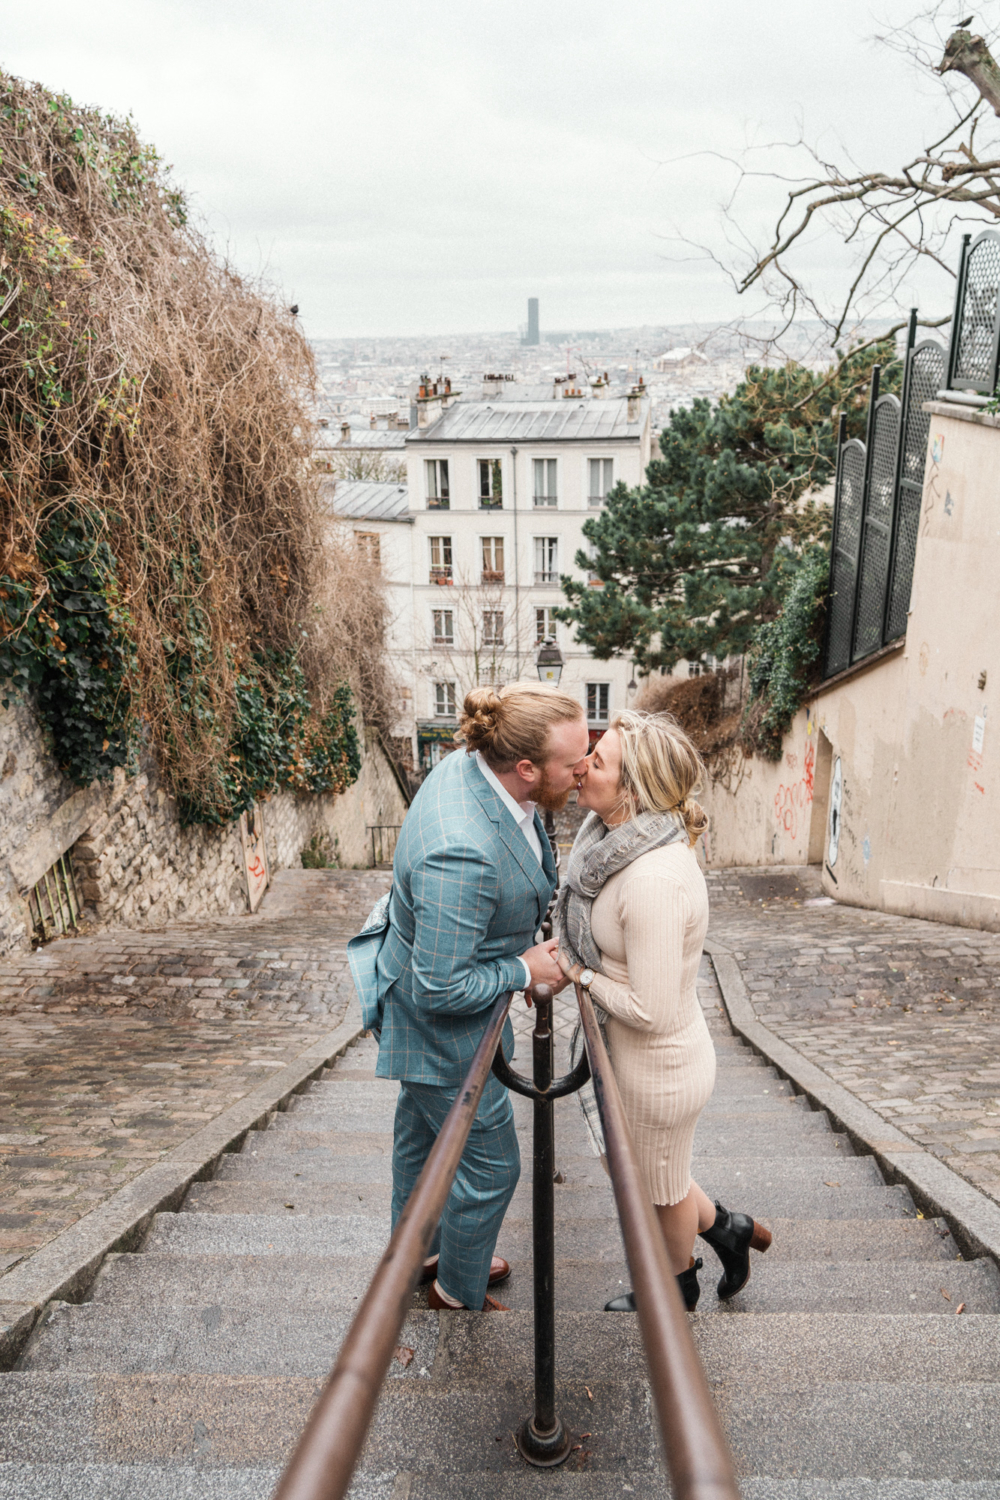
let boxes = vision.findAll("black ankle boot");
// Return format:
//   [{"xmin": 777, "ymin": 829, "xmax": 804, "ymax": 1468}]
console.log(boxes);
[
  {"xmin": 699, "ymin": 1201, "xmax": 772, "ymax": 1300},
  {"xmin": 603, "ymin": 1257, "xmax": 702, "ymax": 1313}
]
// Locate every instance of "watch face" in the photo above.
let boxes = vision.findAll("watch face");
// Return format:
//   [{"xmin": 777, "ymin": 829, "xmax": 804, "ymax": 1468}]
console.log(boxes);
[{"xmin": 580, "ymin": 968, "xmax": 595, "ymax": 987}]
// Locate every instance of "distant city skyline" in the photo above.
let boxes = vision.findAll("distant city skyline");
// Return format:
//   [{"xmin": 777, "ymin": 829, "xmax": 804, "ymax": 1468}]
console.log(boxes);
[{"xmin": 4, "ymin": 0, "xmax": 969, "ymax": 339}]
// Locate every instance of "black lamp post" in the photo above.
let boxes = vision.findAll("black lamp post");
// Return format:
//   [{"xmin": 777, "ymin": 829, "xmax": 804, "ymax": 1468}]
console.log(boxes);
[
  {"xmin": 535, "ymin": 641, "xmax": 565, "ymax": 876},
  {"xmin": 535, "ymin": 638, "xmax": 564, "ymax": 686}
]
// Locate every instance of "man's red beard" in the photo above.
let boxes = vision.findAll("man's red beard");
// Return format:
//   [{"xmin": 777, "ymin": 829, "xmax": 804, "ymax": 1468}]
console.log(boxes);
[{"xmin": 533, "ymin": 766, "xmax": 573, "ymax": 812}]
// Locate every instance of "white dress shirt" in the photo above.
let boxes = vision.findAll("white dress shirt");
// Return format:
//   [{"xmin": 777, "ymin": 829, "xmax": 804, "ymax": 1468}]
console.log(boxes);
[{"xmin": 474, "ymin": 751, "xmax": 543, "ymax": 988}]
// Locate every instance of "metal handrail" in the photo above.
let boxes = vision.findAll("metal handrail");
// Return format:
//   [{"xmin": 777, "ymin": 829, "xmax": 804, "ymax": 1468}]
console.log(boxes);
[
  {"xmin": 273, "ymin": 990, "xmax": 514, "ymax": 1500},
  {"xmin": 574, "ymin": 981, "xmax": 741, "ymax": 1500}
]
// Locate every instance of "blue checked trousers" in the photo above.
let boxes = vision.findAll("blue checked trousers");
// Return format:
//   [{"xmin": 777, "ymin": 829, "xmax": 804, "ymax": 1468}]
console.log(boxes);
[{"xmin": 390, "ymin": 1072, "xmax": 520, "ymax": 1309}]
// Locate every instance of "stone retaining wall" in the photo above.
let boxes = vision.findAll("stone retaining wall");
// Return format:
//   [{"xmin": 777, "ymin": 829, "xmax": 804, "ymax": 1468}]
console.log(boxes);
[{"xmin": 0, "ymin": 698, "xmax": 408, "ymax": 957}]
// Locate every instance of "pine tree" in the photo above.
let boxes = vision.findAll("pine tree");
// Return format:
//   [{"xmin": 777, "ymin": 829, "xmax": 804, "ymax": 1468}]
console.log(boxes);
[{"xmin": 559, "ymin": 345, "xmax": 898, "ymax": 674}]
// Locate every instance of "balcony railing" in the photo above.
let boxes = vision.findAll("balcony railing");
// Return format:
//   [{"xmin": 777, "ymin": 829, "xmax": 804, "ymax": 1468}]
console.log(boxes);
[
  {"xmin": 429, "ymin": 567, "xmax": 453, "ymax": 585},
  {"xmin": 533, "ymin": 494, "xmax": 558, "ymax": 508},
  {"xmin": 534, "ymin": 570, "xmax": 557, "ymax": 585},
  {"xmin": 481, "ymin": 568, "xmax": 505, "ymax": 584}
]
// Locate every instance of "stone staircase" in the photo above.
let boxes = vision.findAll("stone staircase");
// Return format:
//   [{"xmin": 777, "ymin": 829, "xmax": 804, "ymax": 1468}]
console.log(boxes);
[{"xmin": 3, "ymin": 960, "xmax": 1000, "ymax": 1496}]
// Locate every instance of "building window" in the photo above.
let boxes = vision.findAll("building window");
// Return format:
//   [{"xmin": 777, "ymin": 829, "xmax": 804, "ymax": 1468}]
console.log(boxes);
[
  {"xmin": 481, "ymin": 535, "xmax": 505, "ymax": 582},
  {"xmin": 533, "ymin": 458, "xmax": 557, "ymax": 507},
  {"xmin": 482, "ymin": 610, "xmax": 504, "ymax": 646},
  {"xmin": 355, "ymin": 531, "xmax": 380, "ymax": 567},
  {"xmin": 588, "ymin": 458, "xmax": 613, "ymax": 506},
  {"xmin": 587, "ymin": 683, "xmax": 610, "ymax": 725},
  {"xmin": 434, "ymin": 681, "xmax": 457, "ymax": 718},
  {"xmin": 432, "ymin": 609, "xmax": 454, "ymax": 645},
  {"xmin": 478, "ymin": 458, "xmax": 503, "ymax": 509},
  {"xmin": 584, "ymin": 540, "xmax": 604, "ymax": 588},
  {"xmin": 430, "ymin": 535, "xmax": 453, "ymax": 584},
  {"xmin": 533, "ymin": 535, "xmax": 558, "ymax": 584},
  {"xmin": 426, "ymin": 459, "xmax": 450, "ymax": 509},
  {"xmin": 535, "ymin": 607, "xmax": 557, "ymax": 644}
]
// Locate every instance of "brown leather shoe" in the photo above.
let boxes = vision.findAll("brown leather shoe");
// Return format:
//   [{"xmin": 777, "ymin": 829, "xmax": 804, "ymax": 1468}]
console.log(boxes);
[
  {"xmin": 420, "ymin": 1254, "xmax": 510, "ymax": 1287},
  {"xmin": 427, "ymin": 1282, "xmax": 509, "ymax": 1312}
]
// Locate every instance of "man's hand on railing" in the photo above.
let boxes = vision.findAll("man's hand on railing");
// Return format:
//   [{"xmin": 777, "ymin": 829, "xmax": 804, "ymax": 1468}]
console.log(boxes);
[{"xmin": 520, "ymin": 937, "xmax": 564, "ymax": 993}]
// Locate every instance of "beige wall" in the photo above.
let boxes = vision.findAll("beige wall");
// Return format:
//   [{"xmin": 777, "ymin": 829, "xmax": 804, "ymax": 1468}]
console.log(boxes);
[{"xmin": 703, "ymin": 403, "xmax": 1000, "ymax": 932}]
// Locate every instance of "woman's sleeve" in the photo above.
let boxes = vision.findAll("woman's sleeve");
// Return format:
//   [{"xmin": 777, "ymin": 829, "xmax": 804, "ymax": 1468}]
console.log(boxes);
[{"xmin": 588, "ymin": 872, "xmax": 690, "ymax": 1034}]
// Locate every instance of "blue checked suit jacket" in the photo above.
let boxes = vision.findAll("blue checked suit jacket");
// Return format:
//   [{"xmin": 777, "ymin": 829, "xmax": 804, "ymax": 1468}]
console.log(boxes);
[{"xmin": 373, "ymin": 747, "xmax": 557, "ymax": 1085}]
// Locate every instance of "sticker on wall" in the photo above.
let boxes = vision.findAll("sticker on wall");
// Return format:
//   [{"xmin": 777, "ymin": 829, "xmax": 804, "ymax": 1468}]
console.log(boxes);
[
  {"xmin": 931, "ymin": 434, "xmax": 945, "ymax": 465},
  {"xmin": 862, "ymin": 835, "xmax": 871, "ymax": 866},
  {"xmin": 828, "ymin": 757, "xmax": 843, "ymax": 867},
  {"xmin": 973, "ymin": 715, "xmax": 986, "ymax": 754}
]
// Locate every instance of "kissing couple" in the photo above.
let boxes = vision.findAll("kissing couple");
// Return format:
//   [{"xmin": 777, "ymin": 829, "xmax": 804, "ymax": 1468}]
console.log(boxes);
[{"xmin": 350, "ymin": 681, "xmax": 770, "ymax": 1314}]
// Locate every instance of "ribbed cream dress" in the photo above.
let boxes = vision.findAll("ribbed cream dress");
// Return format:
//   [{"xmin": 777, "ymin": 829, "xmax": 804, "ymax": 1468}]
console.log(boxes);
[{"xmin": 587, "ymin": 841, "xmax": 715, "ymax": 1206}]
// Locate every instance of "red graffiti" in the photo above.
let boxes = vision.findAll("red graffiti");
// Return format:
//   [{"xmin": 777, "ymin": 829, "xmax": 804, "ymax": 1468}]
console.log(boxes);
[
  {"xmin": 248, "ymin": 855, "xmax": 266, "ymax": 880},
  {"xmin": 774, "ymin": 737, "xmax": 816, "ymax": 841}
]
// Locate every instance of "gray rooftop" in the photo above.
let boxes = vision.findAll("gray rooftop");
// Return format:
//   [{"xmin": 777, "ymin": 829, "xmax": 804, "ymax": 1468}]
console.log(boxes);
[
  {"xmin": 316, "ymin": 427, "xmax": 408, "ymax": 450},
  {"xmin": 406, "ymin": 395, "xmax": 649, "ymax": 444},
  {"xmin": 323, "ymin": 479, "xmax": 410, "ymax": 521}
]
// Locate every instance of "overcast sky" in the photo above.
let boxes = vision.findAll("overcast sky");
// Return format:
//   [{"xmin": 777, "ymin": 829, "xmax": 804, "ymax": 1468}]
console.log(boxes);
[{"xmin": 3, "ymin": 0, "xmax": 982, "ymax": 338}]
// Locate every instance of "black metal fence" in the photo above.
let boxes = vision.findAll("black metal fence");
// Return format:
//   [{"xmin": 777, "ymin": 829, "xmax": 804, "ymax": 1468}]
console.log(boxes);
[
  {"xmin": 946, "ymin": 230, "xmax": 1000, "ymax": 396},
  {"xmin": 823, "ymin": 315, "xmax": 946, "ymax": 678}
]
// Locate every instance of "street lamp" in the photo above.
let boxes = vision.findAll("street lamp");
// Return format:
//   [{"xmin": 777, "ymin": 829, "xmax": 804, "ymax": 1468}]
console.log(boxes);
[
  {"xmin": 536, "ymin": 639, "xmax": 564, "ymax": 685},
  {"xmin": 535, "ymin": 640, "xmax": 566, "ymax": 880}
]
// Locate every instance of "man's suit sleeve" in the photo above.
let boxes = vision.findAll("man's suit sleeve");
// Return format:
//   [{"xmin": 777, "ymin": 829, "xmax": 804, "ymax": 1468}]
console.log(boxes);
[{"xmin": 408, "ymin": 841, "xmax": 525, "ymax": 1012}]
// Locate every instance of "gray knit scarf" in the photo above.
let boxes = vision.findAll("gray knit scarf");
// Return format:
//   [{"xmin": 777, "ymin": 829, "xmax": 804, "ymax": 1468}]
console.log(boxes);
[
  {"xmin": 554, "ymin": 809, "xmax": 685, "ymax": 973},
  {"xmin": 557, "ymin": 808, "xmax": 685, "ymax": 1158}
]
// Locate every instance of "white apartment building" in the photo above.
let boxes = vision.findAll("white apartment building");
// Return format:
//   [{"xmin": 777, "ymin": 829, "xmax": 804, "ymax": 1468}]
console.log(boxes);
[{"xmin": 326, "ymin": 382, "xmax": 652, "ymax": 776}]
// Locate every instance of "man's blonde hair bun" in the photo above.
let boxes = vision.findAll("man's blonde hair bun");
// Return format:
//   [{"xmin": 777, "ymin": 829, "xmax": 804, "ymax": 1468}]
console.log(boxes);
[{"xmin": 458, "ymin": 681, "xmax": 583, "ymax": 771}]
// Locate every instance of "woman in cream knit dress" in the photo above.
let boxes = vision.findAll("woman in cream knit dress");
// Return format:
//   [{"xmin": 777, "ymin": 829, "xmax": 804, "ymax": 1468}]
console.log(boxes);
[{"xmin": 557, "ymin": 710, "xmax": 771, "ymax": 1312}]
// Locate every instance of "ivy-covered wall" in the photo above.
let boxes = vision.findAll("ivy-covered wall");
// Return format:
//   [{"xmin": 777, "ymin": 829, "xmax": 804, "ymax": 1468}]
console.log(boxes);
[{"xmin": 0, "ymin": 701, "xmax": 408, "ymax": 957}]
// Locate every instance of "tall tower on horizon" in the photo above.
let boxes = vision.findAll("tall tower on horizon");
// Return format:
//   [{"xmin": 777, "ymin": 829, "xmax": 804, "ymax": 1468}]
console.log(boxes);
[{"xmin": 524, "ymin": 297, "xmax": 540, "ymax": 346}]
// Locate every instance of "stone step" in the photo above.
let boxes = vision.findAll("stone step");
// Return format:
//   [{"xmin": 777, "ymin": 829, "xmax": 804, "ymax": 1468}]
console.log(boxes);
[
  {"xmin": 23, "ymin": 1303, "xmax": 1000, "ymax": 1383},
  {"xmin": 87, "ymin": 1251, "xmax": 629, "ymax": 1314},
  {"xmin": 0, "ymin": 1466, "xmax": 283, "ymax": 1500},
  {"xmin": 0, "ymin": 1370, "xmax": 665, "ymax": 1475},
  {"xmin": 19, "ymin": 1304, "xmax": 441, "ymax": 1377},
  {"xmin": 213, "ymin": 1146, "xmax": 915, "ymax": 1217},
  {"xmin": 142, "ymin": 1212, "xmax": 626, "ymax": 1265},
  {"xmin": 3, "ymin": 1461, "xmax": 999, "ymax": 1500},
  {"xmin": 4, "ymin": 1368, "xmax": 1000, "ymax": 1481}
]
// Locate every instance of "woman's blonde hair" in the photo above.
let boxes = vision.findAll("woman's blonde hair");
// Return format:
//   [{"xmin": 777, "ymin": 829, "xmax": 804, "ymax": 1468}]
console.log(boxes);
[
  {"xmin": 609, "ymin": 709, "xmax": 709, "ymax": 846},
  {"xmin": 458, "ymin": 681, "xmax": 584, "ymax": 771}
]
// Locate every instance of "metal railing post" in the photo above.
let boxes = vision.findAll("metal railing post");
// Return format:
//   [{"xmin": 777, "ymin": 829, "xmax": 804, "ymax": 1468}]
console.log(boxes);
[
  {"xmin": 491, "ymin": 984, "xmax": 591, "ymax": 1468},
  {"xmin": 518, "ymin": 983, "xmax": 572, "ymax": 1466}
]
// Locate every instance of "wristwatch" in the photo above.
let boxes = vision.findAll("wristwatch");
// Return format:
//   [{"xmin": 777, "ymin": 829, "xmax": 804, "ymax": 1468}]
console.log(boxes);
[{"xmin": 578, "ymin": 968, "xmax": 596, "ymax": 989}]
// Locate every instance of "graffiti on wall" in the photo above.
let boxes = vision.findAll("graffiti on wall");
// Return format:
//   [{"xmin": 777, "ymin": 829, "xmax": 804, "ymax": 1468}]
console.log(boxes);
[{"xmin": 773, "ymin": 733, "xmax": 816, "ymax": 842}]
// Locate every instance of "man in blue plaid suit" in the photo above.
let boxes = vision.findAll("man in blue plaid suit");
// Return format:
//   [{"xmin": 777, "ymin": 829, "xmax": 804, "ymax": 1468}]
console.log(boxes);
[{"xmin": 373, "ymin": 683, "xmax": 589, "ymax": 1310}]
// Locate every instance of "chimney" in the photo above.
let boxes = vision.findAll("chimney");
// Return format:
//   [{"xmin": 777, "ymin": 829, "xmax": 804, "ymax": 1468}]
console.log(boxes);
[
  {"xmin": 626, "ymin": 379, "xmax": 645, "ymax": 423},
  {"xmin": 415, "ymin": 373, "xmax": 460, "ymax": 429},
  {"xmin": 340, "ymin": 421, "xmax": 351, "ymax": 443}
]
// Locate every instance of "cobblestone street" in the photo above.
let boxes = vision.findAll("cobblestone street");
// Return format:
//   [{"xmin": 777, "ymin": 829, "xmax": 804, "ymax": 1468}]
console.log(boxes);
[
  {"xmin": 0, "ymin": 870, "xmax": 390, "ymax": 1273},
  {"xmin": 707, "ymin": 866, "xmax": 1000, "ymax": 1208}
]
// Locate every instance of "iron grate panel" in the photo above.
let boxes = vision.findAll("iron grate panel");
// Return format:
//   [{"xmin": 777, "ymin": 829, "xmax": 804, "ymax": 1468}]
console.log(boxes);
[
  {"xmin": 885, "ymin": 342, "xmax": 946, "ymax": 639},
  {"xmin": 852, "ymin": 398, "xmax": 899, "ymax": 662},
  {"xmin": 825, "ymin": 440, "xmax": 866, "ymax": 676},
  {"xmin": 953, "ymin": 234, "xmax": 1000, "ymax": 389}
]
